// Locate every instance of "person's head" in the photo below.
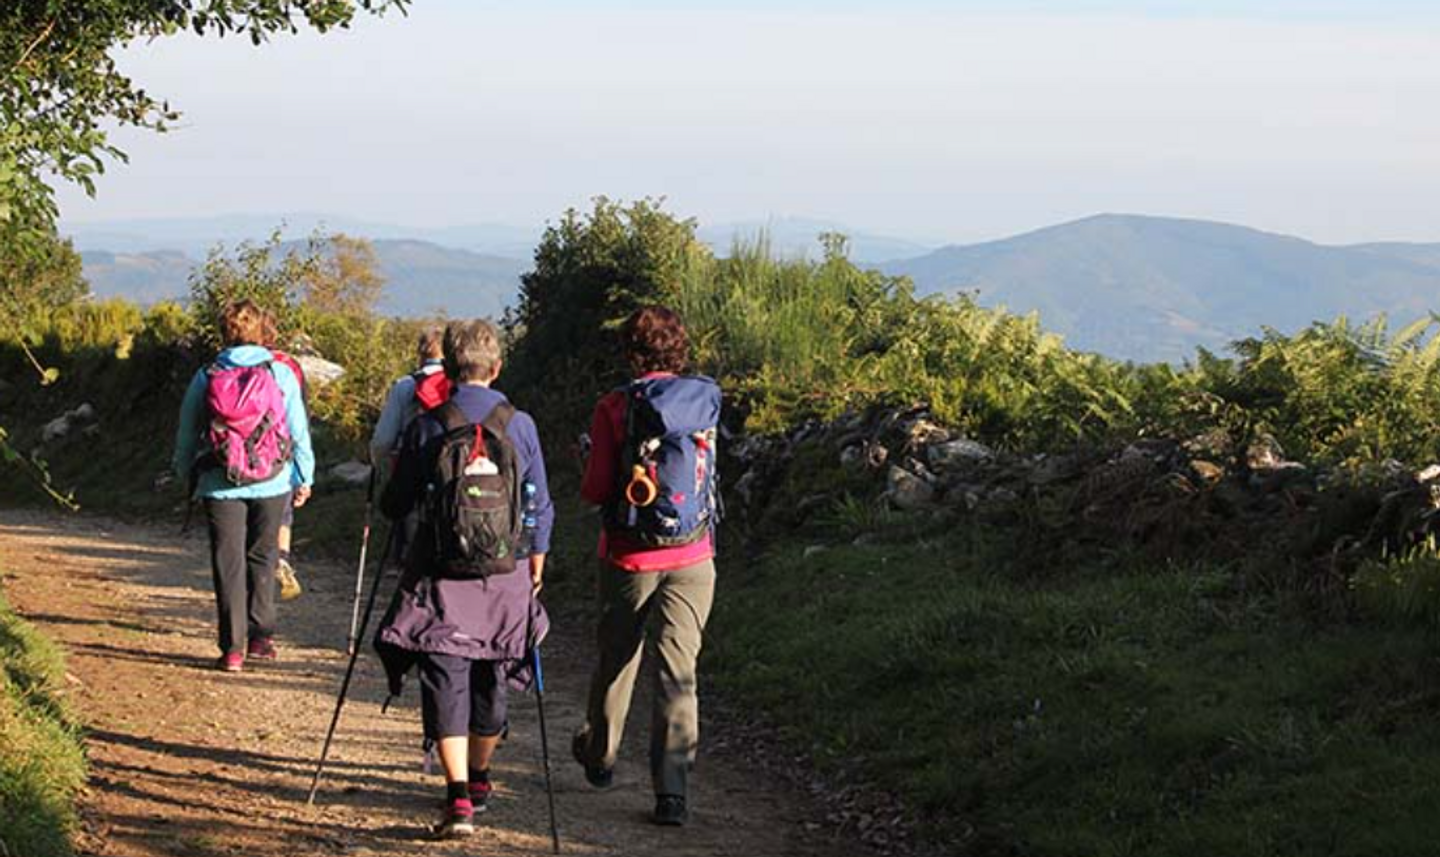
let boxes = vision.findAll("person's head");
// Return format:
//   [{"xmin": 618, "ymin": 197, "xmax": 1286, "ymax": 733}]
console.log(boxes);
[
  {"xmin": 621, "ymin": 305, "xmax": 689, "ymax": 375},
  {"xmin": 443, "ymin": 319, "xmax": 503, "ymax": 384},
  {"xmin": 259, "ymin": 309, "xmax": 280, "ymax": 349},
  {"xmin": 416, "ymin": 324, "xmax": 444, "ymax": 364},
  {"xmin": 220, "ymin": 299, "xmax": 267, "ymax": 347}
]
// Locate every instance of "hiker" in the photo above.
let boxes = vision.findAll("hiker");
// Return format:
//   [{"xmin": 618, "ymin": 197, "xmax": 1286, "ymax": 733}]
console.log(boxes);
[
  {"xmin": 571, "ymin": 305, "xmax": 721, "ymax": 827},
  {"xmin": 374, "ymin": 318, "xmax": 553, "ymax": 839},
  {"xmin": 262, "ymin": 311, "xmax": 308, "ymax": 601},
  {"xmin": 369, "ymin": 324, "xmax": 450, "ymax": 472},
  {"xmin": 173, "ymin": 299, "xmax": 315, "ymax": 672}
]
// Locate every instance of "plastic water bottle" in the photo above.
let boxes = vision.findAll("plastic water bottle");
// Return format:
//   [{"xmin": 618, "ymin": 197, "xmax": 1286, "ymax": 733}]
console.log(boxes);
[{"xmin": 520, "ymin": 480, "xmax": 538, "ymax": 555}]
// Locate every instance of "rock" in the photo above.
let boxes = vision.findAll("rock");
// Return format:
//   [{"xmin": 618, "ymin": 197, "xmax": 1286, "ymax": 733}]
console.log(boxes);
[
  {"xmin": 1028, "ymin": 453, "xmax": 1086, "ymax": 486},
  {"xmin": 840, "ymin": 444, "xmax": 865, "ymax": 469},
  {"xmin": 885, "ymin": 466, "xmax": 935, "ymax": 510},
  {"xmin": 41, "ymin": 416, "xmax": 71, "ymax": 443},
  {"xmin": 1189, "ymin": 460, "xmax": 1225, "ymax": 486},
  {"xmin": 1417, "ymin": 464, "xmax": 1440, "ymax": 483},
  {"xmin": 803, "ymin": 545, "xmax": 827, "ymax": 559},
  {"xmin": 1245, "ymin": 434, "xmax": 1288, "ymax": 471},
  {"xmin": 852, "ymin": 533, "xmax": 877, "ymax": 547},
  {"xmin": 865, "ymin": 442, "xmax": 889, "ymax": 469},
  {"xmin": 986, "ymin": 487, "xmax": 1021, "ymax": 506},
  {"xmin": 71, "ymin": 402, "xmax": 96, "ymax": 422},
  {"xmin": 1249, "ymin": 461, "xmax": 1308, "ymax": 493},
  {"xmin": 927, "ymin": 438, "xmax": 994, "ymax": 470},
  {"xmin": 1183, "ymin": 428, "xmax": 1234, "ymax": 460},
  {"xmin": 295, "ymin": 354, "xmax": 346, "ymax": 387},
  {"xmin": 904, "ymin": 418, "xmax": 951, "ymax": 450},
  {"xmin": 329, "ymin": 460, "xmax": 372, "ymax": 485}
]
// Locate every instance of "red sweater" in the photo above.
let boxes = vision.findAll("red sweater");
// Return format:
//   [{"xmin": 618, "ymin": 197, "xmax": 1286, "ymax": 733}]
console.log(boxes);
[{"xmin": 580, "ymin": 377, "xmax": 715, "ymax": 572}]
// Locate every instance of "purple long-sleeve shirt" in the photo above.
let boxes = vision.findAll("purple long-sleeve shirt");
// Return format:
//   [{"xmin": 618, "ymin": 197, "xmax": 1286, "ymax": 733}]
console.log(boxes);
[{"xmin": 375, "ymin": 383, "xmax": 551, "ymax": 674}]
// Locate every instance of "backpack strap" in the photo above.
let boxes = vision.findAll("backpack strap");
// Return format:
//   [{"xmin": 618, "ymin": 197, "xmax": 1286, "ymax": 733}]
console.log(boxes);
[
  {"xmin": 435, "ymin": 399, "xmax": 470, "ymax": 435},
  {"xmin": 481, "ymin": 401, "xmax": 516, "ymax": 438}
]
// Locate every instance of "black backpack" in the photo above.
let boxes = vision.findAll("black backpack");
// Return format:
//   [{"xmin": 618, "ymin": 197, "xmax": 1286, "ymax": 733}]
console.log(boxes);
[{"xmin": 421, "ymin": 400, "xmax": 523, "ymax": 579}]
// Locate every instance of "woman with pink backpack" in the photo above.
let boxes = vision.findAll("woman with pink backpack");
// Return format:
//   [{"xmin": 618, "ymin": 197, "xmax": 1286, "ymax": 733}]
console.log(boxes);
[{"xmin": 173, "ymin": 299, "xmax": 316, "ymax": 672}]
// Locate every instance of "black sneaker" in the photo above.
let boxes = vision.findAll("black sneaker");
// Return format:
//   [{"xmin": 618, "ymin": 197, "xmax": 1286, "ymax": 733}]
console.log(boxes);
[
  {"xmin": 571, "ymin": 732, "xmax": 613, "ymax": 789},
  {"xmin": 653, "ymin": 794, "xmax": 688, "ymax": 827}
]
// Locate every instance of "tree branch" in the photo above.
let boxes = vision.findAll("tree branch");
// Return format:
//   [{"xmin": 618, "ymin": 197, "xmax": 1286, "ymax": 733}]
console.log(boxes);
[{"xmin": 13, "ymin": 18, "xmax": 58, "ymax": 72}]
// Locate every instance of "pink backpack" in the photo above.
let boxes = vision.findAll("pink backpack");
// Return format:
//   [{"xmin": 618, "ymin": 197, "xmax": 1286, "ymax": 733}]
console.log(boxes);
[{"xmin": 204, "ymin": 361, "xmax": 293, "ymax": 485}]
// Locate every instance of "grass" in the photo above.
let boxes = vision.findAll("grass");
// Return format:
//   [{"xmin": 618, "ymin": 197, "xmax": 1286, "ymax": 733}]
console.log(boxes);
[
  {"xmin": 0, "ymin": 585, "xmax": 87, "ymax": 857},
  {"xmin": 705, "ymin": 528, "xmax": 1440, "ymax": 856}
]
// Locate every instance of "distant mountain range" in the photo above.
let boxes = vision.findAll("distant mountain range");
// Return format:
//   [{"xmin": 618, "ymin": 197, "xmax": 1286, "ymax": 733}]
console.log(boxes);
[
  {"xmin": 81, "ymin": 239, "xmax": 529, "ymax": 320},
  {"xmin": 883, "ymin": 214, "xmax": 1440, "ymax": 363},
  {"xmin": 70, "ymin": 211, "xmax": 1440, "ymax": 363}
]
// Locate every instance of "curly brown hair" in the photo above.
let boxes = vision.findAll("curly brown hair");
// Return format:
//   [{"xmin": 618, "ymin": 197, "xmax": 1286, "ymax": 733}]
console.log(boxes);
[
  {"xmin": 221, "ymin": 300, "xmax": 266, "ymax": 347},
  {"xmin": 621, "ymin": 305, "xmax": 690, "ymax": 375}
]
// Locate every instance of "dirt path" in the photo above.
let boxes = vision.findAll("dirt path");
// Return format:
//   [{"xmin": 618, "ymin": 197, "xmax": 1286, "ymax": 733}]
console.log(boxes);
[{"xmin": 0, "ymin": 510, "xmax": 869, "ymax": 857}]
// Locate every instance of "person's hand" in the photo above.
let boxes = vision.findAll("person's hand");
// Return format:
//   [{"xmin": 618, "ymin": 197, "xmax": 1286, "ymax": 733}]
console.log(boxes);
[
  {"xmin": 293, "ymin": 485, "xmax": 313, "ymax": 508},
  {"xmin": 530, "ymin": 553, "xmax": 547, "ymax": 596}
]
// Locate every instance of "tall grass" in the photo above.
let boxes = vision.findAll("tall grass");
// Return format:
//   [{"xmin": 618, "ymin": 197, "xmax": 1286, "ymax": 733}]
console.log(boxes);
[{"xmin": 0, "ymin": 586, "xmax": 86, "ymax": 857}]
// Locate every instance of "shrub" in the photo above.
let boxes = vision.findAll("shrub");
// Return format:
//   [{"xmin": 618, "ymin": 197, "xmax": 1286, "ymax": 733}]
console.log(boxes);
[{"xmin": 1351, "ymin": 536, "xmax": 1440, "ymax": 626}]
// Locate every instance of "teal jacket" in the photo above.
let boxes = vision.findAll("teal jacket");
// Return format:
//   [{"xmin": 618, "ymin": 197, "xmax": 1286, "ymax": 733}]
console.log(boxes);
[{"xmin": 172, "ymin": 344, "xmax": 316, "ymax": 500}]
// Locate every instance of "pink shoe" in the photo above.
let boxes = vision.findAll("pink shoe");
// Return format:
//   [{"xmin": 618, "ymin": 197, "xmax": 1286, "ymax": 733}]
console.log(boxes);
[
  {"xmin": 246, "ymin": 637, "xmax": 278, "ymax": 661},
  {"xmin": 217, "ymin": 652, "xmax": 244, "ymax": 672}
]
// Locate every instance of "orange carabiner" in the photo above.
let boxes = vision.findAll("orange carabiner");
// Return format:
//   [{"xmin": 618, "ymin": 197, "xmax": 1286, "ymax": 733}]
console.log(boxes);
[{"xmin": 625, "ymin": 464, "xmax": 659, "ymax": 507}]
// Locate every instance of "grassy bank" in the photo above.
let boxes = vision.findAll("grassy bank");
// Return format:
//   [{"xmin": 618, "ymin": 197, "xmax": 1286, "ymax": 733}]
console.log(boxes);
[
  {"xmin": 705, "ymin": 526, "xmax": 1440, "ymax": 856},
  {"xmin": 0, "ymin": 585, "xmax": 87, "ymax": 857}
]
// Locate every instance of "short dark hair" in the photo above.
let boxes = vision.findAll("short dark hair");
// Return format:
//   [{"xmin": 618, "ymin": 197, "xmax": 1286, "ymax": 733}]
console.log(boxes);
[
  {"xmin": 621, "ymin": 305, "xmax": 690, "ymax": 375},
  {"xmin": 444, "ymin": 319, "xmax": 503, "ymax": 382}
]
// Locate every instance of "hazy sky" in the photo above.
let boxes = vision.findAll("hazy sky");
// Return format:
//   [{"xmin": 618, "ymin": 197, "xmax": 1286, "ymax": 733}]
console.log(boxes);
[{"xmin": 54, "ymin": 0, "xmax": 1440, "ymax": 245}]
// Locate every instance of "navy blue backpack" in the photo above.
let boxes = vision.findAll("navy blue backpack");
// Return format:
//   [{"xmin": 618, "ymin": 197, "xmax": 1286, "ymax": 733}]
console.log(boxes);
[{"xmin": 605, "ymin": 375, "xmax": 722, "ymax": 547}]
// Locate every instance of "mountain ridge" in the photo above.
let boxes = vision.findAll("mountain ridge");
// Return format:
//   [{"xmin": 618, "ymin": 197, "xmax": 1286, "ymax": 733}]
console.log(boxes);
[{"xmin": 883, "ymin": 213, "xmax": 1440, "ymax": 362}]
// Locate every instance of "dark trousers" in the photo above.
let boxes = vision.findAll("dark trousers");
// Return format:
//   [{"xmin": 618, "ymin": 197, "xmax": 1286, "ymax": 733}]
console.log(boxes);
[
  {"xmin": 204, "ymin": 494, "xmax": 287, "ymax": 654},
  {"xmin": 418, "ymin": 654, "xmax": 508, "ymax": 739}
]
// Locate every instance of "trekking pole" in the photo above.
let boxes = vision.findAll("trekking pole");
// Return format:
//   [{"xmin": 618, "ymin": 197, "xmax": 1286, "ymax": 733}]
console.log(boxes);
[
  {"xmin": 533, "ymin": 642, "xmax": 561, "ymax": 854},
  {"xmin": 346, "ymin": 468, "xmax": 378, "ymax": 655},
  {"xmin": 306, "ymin": 522, "xmax": 395, "ymax": 807},
  {"xmin": 526, "ymin": 553, "xmax": 561, "ymax": 854}
]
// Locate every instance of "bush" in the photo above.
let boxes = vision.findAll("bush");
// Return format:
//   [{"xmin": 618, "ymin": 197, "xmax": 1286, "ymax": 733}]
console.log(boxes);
[{"xmin": 1351, "ymin": 537, "xmax": 1440, "ymax": 626}]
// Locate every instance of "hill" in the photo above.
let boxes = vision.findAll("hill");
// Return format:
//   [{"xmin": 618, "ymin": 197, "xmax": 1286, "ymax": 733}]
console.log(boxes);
[
  {"xmin": 78, "ymin": 240, "xmax": 528, "ymax": 319},
  {"xmin": 884, "ymin": 214, "xmax": 1440, "ymax": 363}
]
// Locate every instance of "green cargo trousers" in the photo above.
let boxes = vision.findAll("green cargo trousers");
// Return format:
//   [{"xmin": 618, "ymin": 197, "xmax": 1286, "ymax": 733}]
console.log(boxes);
[{"xmin": 575, "ymin": 558, "xmax": 716, "ymax": 798}]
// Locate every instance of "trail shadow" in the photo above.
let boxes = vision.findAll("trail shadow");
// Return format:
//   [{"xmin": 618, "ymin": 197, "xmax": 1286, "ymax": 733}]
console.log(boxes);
[
  {"xmin": 69, "ymin": 640, "xmax": 217, "ymax": 671},
  {"xmin": 24, "ymin": 611, "xmax": 161, "ymax": 635},
  {"xmin": 90, "ymin": 729, "xmax": 421, "ymax": 779}
]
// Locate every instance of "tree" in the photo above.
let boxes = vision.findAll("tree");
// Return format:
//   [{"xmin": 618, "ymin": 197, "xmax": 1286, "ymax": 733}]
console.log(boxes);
[
  {"xmin": 301, "ymin": 233, "xmax": 384, "ymax": 318},
  {"xmin": 1, "ymin": 1, "xmax": 409, "ymax": 248},
  {"xmin": 505, "ymin": 197, "xmax": 710, "ymax": 421},
  {"xmin": 0, "ymin": 216, "xmax": 86, "ymax": 344}
]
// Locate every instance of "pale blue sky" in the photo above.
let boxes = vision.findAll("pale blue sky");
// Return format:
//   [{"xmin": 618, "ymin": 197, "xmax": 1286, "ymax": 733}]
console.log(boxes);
[{"xmin": 56, "ymin": 1, "xmax": 1440, "ymax": 245}]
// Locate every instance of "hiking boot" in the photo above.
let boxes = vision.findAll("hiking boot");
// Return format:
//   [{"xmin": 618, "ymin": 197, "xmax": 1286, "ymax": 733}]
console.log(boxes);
[
  {"xmin": 246, "ymin": 637, "xmax": 278, "ymax": 661},
  {"xmin": 468, "ymin": 780, "xmax": 493, "ymax": 814},
  {"xmin": 653, "ymin": 794, "xmax": 688, "ymax": 827},
  {"xmin": 276, "ymin": 558, "xmax": 302, "ymax": 601},
  {"xmin": 433, "ymin": 798, "xmax": 475, "ymax": 839},
  {"xmin": 571, "ymin": 732, "xmax": 613, "ymax": 789},
  {"xmin": 216, "ymin": 652, "xmax": 244, "ymax": 672}
]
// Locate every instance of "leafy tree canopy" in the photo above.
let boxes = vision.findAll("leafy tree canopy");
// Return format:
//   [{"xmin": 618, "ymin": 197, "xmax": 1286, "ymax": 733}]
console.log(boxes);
[{"xmin": 1, "ymin": 0, "xmax": 409, "ymax": 244}]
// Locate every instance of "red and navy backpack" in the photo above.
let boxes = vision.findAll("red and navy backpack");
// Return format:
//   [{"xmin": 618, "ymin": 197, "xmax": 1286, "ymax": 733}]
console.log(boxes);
[{"xmin": 604, "ymin": 375, "xmax": 721, "ymax": 547}]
